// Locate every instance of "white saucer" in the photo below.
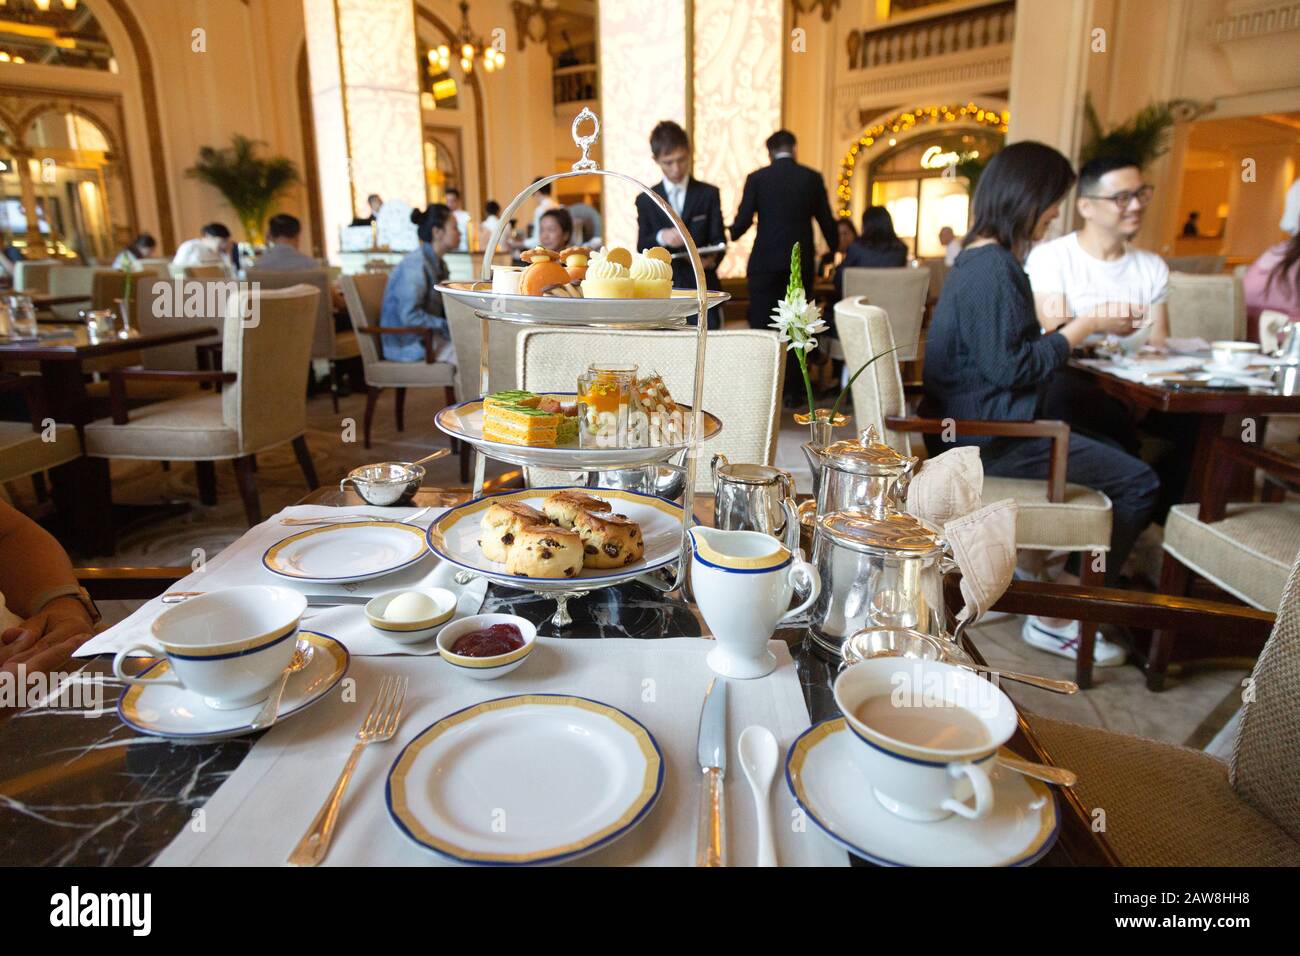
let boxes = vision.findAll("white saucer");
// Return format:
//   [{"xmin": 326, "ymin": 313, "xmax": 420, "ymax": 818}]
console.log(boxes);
[
  {"xmin": 117, "ymin": 631, "xmax": 349, "ymax": 741},
  {"xmin": 262, "ymin": 520, "xmax": 429, "ymax": 583},
  {"xmin": 786, "ymin": 719, "xmax": 1059, "ymax": 866}
]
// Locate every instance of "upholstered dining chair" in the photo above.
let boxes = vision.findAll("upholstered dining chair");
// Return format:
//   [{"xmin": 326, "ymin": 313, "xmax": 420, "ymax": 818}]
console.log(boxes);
[
  {"xmin": 516, "ymin": 327, "xmax": 785, "ymax": 493},
  {"xmin": 1167, "ymin": 272, "xmax": 1246, "ymax": 343},
  {"xmin": 1164, "ymin": 254, "xmax": 1226, "ymax": 275},
  {"xmin": 339, "ymin": 272, "xmax": 458, "ymax": 450},
  {"xmin": 0, "ymin": 374, "xmax": 80, "ymax": 504},
  {"xmin": 840, "ymin": 267, "xmax": 931, "ymax": 362},
  {"xmin": 1150, "ymin": 437, "xmax": 1300, "ymax": 690},
  {"xmin": 182, "ymin": 265, "xmax": 228, "ymax": 280},
  {"xmin": 836, "ymin": 299, "xmax": 1114, "ymax": 688},
  {"xmin": 997, "ymin": 555, "xmax": 1300, "ymax": 866},
  {"xmin": 444, "ymin": 296, "xmax": 523, "ymax": 481},
  {"xmin": 13, "ymin": 260, "xmax": 54, "ymax": 295},
  {"xmin": 247, "ymin": 269, "xmax": 358, "ymax": 412},
  {"xmin": 82, "ymin": 286, "xmax": 321, "ymax": 526}
]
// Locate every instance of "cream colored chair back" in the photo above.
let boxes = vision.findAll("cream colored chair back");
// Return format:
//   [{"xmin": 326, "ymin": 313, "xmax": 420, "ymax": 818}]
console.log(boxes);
[
  {"xmin": 1165, "ymin": 255, "xmax": 1226, "ymax": 275},
  {"xmin": 340, "ymin": 272, "xmax": 389, "ymax": 375},
  {"xmin": 45, "ymin": 265, "xmax": 99, "ymax": 319},
  {"xmin": 134, "ymin": 276, "xmax": 230, "ymax": 370},
  {"xmin": 834, "ymin": 298, "xmax": 911, "ymax": 455},
  {"xmin": 1168, "ymin": 272, "xmax": 1246, "ymax": 342},
  {"xmin": 840, "ymin": 266, "xmax": 930, "ymax": 361},
  {"xmin": 91, "ymin": 270, "xmax": 127, "ymax": 311},
  {"xmin": 184, "ymin": 265, "xmax": 227, "ymax": 280},
  {"xmin": 248, "ymin": 269, "xmax": 333, "ymax": 359},
  {"xmin": 14, "ymin": 260, "xmax": 54, "ymax": 294},
  {"xmin": 1231, "ymin": 550, "xmax": 1300, "ymax": 843},
  {"xmin": 518, "ymin": 328, "xmax": 785, "ymax": 492},
  {"xmin": 445, "ymin": 295, "xmax": 522, "ymax": 398},
  {"xmin": 220, "ymin": 285, "xmax": 319, "ymax": 455}
]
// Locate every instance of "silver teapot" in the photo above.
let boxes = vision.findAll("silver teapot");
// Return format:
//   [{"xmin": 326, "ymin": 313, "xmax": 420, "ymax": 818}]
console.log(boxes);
[{"xmin": 800, "ymin": 425, "xmax": 918, "ymax": 526}]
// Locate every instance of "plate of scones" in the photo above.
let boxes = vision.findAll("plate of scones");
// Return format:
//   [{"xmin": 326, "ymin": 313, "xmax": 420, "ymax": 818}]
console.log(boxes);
[{"xmin": 425, "ymin": 488, "xmax": 684, "ymax": 589}]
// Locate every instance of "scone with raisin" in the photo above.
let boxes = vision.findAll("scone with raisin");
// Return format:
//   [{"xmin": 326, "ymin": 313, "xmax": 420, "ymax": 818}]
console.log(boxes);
[
  {"xmin": 479, "ymin": 500, "xmax": 549, "ymax": 563},
  {"xmin": 572, "ymin": 509, "xmax": 644, "ymax": 569},
  {"xmin": 505, "ymin": 526, "xmax": 585, "ymax": 578},
  {"xmin": 542, "ymin": 490, "xmax": 613, "ymax": 528}
]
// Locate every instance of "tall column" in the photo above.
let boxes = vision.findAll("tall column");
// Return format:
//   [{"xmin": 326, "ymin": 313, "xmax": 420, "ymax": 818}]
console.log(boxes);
[
  {"xmin": 303, "ymin": 0, "xmax": 425, "ymax": 261},
  {"xmin": 14, "ymin": 151, "xmax": 46, "ymax": 258}
]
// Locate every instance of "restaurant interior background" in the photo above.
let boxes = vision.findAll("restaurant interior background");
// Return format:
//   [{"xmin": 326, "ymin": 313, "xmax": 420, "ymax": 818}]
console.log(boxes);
[{"xmin": 1, "ymin": 0, "xmax": 1300, "ymax": 873}]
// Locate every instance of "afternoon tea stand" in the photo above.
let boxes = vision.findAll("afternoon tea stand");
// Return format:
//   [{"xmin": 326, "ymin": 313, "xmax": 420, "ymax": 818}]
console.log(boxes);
[{"xmin": 434, "ymin": 108, "xmax": 728, "ymax": 630}]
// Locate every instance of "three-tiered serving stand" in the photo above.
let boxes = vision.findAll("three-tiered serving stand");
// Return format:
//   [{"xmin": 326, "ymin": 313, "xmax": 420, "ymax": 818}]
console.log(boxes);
[{"xmin": 433, "ymin": 108, "xmax": 728, "ymax": 629}]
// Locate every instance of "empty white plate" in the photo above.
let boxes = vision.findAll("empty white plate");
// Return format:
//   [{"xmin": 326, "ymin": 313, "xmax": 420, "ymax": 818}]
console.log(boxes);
[
  {"xmin": 262, "ymin": 520, "xmax": 429, "ymax": 583},
  {"xmin": 387, "ymin": 694, "xmax": 664, "ymax": 865},
  {"xmin": 116, "ymin": 631, "xmax": 349, "ymax": 741},
  {"xmin": 786, "ymin": 718, "xmax": 1059, "ymax": 866}
]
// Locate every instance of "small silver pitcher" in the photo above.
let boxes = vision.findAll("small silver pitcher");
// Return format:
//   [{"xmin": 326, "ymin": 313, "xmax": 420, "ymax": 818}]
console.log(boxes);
[{"xmin": 710, "ymin": 454, "xmax": 799, "ymax": 553}]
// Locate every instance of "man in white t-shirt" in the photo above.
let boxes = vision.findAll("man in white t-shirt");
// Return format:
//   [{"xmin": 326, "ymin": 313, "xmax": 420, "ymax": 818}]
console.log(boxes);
[
  {"xmin": 938, "ymin": 226, "xmax": 962, "ymax": 266},
  {"xmin": 1026, "ymin": 155, "xmax": 1169, "ymax": 348},
  {"xmin": 445, "ymin": 188, "xmax": 472, "ymax": 251}
]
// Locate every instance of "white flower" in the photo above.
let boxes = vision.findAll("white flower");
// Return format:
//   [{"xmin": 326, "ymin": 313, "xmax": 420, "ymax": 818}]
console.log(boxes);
[{"xmin": 770, "ymin": 291, "xmax": 825, "ymax": 352}]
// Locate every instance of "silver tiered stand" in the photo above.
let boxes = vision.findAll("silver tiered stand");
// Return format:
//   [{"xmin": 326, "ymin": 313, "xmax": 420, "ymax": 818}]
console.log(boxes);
[{"xmin": 437, "ymin": 108, "xmax": 727, "ymax": 631}]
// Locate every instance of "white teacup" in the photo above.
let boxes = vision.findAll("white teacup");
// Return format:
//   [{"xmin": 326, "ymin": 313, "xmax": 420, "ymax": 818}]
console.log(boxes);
[
  {"xmin": 1210, "ymin": 340, "xmax": 1260, "ymax": 370},
  {"xmin": 113, "ymin": 586, "xmax": 307, "ymax": 710},
  {"xmin": 834, "ymin": 657, "xmax": 1018, "ymax": 821},
  {"xmin": 689, "ymin": 527, "xmax": 819, "ymax": 679}
]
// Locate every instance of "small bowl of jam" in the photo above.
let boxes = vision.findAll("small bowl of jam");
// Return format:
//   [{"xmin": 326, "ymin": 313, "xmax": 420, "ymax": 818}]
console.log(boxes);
[{"xmin": 436, "ymin": 613, "xmax": 536, "ymax": 680}]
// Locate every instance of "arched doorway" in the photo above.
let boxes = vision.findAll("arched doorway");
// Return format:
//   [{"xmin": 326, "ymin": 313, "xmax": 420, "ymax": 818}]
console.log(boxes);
[{"xmin": 836, "ymin": 102, "xmax": 1007, "ymax": 257}]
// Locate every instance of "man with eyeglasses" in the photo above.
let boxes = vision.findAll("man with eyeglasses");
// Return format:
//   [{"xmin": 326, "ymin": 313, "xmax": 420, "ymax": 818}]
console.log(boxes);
[{"xmin": 1027, "ymin": 155, "xmax": 1169, "ymax": 349}]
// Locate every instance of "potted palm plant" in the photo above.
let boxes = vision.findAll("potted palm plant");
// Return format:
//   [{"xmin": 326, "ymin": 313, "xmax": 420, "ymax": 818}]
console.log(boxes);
[
  {"xmin": 186, "ymin": 135, "xmax": 300, "ymax": 245},
  {"xmin": 1079, "ymin": 94, "xmax": 1197, "ymax": 166}
]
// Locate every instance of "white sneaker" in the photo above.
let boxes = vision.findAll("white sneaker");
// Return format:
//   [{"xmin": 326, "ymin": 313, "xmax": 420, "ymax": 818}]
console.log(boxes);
[{"xmin": 1021, "ymin": 617, "xmax": 1127, "ymax": 667}]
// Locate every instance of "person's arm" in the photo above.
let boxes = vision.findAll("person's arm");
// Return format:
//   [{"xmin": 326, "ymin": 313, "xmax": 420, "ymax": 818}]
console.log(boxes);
[
  {"xmin": 699, "ymin": 187, "xmax": 726, "ymax": 269},
  {"xmin": 636, "ymin": 195, "xmax": 661, "ymax": 252},
  {"xmin": 813, "ymin": 178, "xmax": 838, "ymax": 253},
  {"xmin": 1033, "ymin": 291, "xmax": 1072, "ymax": 333},
  {"xmin": 0, "ymin": 501, "xmax": 93, "ymax": 665},
  {"xmin": 387, "ymin": 259, "xmax": 448, "ymax": 335},
  {"xmin": 1146, "ymin": 301, "xmax": 1168, "ymax": 349},
  {"xmin": 729, "ymin": 173, "xmax": 757, "ymax": 241}
]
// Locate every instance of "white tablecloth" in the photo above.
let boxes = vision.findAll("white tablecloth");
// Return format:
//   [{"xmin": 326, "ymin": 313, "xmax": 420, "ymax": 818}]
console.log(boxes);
[
  {"xmin": 76, "ymin": 505, "xmax": 487, "ymax": 658},
  {"xmin": 153, "ymin": 638, "xmax": 847, "ymax": 867}
]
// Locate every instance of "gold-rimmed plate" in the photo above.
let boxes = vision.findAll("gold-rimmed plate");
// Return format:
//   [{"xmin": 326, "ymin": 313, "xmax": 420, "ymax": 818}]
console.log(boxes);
[
  {"xmin": 262, "ymin": 520, "xmax": 429, "ymax": 583},
  {"xmin": 386, "ymin": 694, "xmax": 664, "ymax": 865}
]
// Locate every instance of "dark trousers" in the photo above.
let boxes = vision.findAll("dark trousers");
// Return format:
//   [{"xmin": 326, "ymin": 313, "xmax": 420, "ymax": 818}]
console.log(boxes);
[
  {"xmin": 749, "ymin": 266, "xmax": 814, "ymax": 396},
  {"xmin": 1042, "ymin": 371, "xmax": 1140, "ymax": 456},
  {"xmin": 982, "ymin": 433, "xmax": 1160, "ymax": 585}
]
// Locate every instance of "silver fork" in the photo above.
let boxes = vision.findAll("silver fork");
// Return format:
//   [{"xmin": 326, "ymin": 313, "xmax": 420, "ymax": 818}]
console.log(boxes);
[{"xmin": 286, "ymin": 675, "xmax": 409, "ymax": 866}]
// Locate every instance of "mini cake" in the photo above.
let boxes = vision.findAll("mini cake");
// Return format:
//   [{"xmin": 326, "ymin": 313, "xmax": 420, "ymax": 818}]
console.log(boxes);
[
  {"xmin": 560, "ymin": 246, "xmax": 589, "ymax": 282},
  {"xmin": 519, "ymin": 248, "xmax": 573, "ymax": 297},
  {"xmin": 572, "ymin": 509, "xmax": 644, "ymax": 569},
  {"xmin": 581, "ymin": 247, "xmax": 634, "ymax": 299},
  {"xmin": 483, "ymin": 389, "xmax": 540, "ymax": 410},
  {"xmin": 630, "ymin": 247, "xmax": 673, "ymax": 298},
  {"xmin": 505, "ymin": 525, "xmax": 585, "ymax": 578},
  {"xmin": 491, "ymin": 265, "xmax": 523, "ymax": 295},
  {"xmin": 542, "ymin": 490, "xmax": 613, "ymax": 528},
  {"xmin": 481, "ymin": 402, "xmax": 562, "ymax": 446},
  {"xmin": 479, "ymin": 501, "xmax": 549, "ymax": 563}
]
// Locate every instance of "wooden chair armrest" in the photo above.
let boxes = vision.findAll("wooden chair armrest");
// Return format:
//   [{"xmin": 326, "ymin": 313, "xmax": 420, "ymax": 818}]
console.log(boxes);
[
  {"xmin": 109, "ymin": 369, "xmax": 238, "ymax": 424},
  {"xmin": 1200, "ymin": 437, "xmax": 1300, "ymax": 521},
  {"xmin": 886, "ymin": 415, "xmax": 1070, "ymax": 502},
  {"xmin": 901, "ymin": 380, "xmax": 924, "ymax": 397},
  {"xmin": 987, "ymin": 578, "xmax": 1275, "ymax": 643},
  {"xmin": 76, "ymin": 566, "xmax": 191, "ymax": 601},
  {"xmin": 357, "ymin": 326, "xmax": 437, "ymax": 363}
]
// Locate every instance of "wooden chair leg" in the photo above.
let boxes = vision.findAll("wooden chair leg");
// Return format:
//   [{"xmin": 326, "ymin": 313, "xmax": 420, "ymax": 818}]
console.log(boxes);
[
  {"xmin": 330, "ymin": 362, "xmax": 340, "ymax": 414},
  {"xmin": 394, "ymin": 387, "xmax": 406, "ymax": 432},
  {"xmin": 1148, "ymin": 553, "xmax": 1192, "ymax": 691},
  {"xmin": 1261, "ymin": 477, "xmax": 1286, "ymax": 503},
  {"xmin": 232, "ymin": 455, "xmax": 261, "ymax": 526},
  {"xmin": 292, "ymin": 435, "xmax": 320, "ymax": 490},
  {"xmin": 1074, "ymin": 554, "xmax": 1105, "ymax": 690},
  {"xmin": 31, "ymin": 472, "xmax": 48, "ymax": 503},
  {"xmin": 161, "ymin": 460, "xmax": 171, "ymax": 472},
  {"xmin": 195, "ymin": 460, "xmax": 218, "ymax": 506},
  {"xmin": 364, "ymin": 387, "xmax": 380, "ymax": 449}
]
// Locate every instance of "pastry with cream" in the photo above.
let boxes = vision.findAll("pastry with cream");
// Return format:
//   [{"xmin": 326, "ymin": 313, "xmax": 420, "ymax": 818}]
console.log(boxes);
[
  {"xmin": 580, "ymin": 246, "xmax": 635, "ymax": 299},
  {"xmin": 560, "ymin": 246, "xmax": 590, "ymax": 282},
  {"xmin": 519, "ymin": 247, "xmax": 579, "ymax": 297},
  {"xmin": 630, "ymin": 247, "xmax": 673, "ymax": 298}
]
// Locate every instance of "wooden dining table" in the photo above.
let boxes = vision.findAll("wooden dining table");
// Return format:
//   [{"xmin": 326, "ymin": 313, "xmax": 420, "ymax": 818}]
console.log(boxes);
[
  {"xmin": 0, "ymin": 322, "xmax": 216, "ymax": 555},
  {"xmin": 0, "ymin": 484, "xmax": 1117, "ymax": 867},
  {"xmin": 1068, "ymin": 357, "xmax": 1300, "ymax": 503}
]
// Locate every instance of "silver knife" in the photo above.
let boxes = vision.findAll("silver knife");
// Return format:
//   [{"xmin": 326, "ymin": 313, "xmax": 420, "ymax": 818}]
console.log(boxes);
[
  {"xmin": 694, "ymin": 677, "xmax": 727, "ymax": 867},
  {"xmin": 161, "ymin": 592, "xmax": 369, "ymax": 606}
]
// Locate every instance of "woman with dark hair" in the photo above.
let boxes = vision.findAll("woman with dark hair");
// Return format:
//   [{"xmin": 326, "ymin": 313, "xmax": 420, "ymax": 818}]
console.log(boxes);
[
  {"xmin": 921, "ymin": 141, "xmax": 1158, "ymax": 668},
  {"xmin": 834, "ymin": 205, "xmax": 909, "ymax": 298},
  {"xmin": 536, "ymin": 207, "xmax": 574, "ymax": 253},
  {"xmin": 378, "ymin": 203, "xmax": 459, "ymax": 363},
  {"xmin": 1243, "ymin": 179, "xmax": 1300, "ymax": 335}
]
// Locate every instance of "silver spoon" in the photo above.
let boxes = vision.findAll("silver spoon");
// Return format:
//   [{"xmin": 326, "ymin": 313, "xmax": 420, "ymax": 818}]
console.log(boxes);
[
  {"xmin": 738, "ymin": 725, "xmax": 779, "ymax": 867},
  {"xmin": 962, "ymin": 662, "xmax": 1078, "ymax": 695},
  {"xmin": 249, "ymin": 639, "xmax": 314, "ymax": 731},
  {"xmin": 996, "ymin": 754, "xmax": 1077, "ymax": 788}
]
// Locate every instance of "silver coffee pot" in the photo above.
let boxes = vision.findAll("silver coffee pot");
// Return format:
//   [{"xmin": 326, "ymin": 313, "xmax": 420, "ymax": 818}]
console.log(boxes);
[
  {"xmin": 710, "ymin": 454, "xmax": 799, "ymax": 552},
  {"xmin": 801, "ymin": 425, "xmax": 918, "ymax": 523}
]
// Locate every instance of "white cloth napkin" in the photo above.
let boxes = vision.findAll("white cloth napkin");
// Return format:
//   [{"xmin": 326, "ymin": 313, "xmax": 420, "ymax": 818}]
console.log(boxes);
[
  {"xmin": 152, "ymin": 639, "xmax": 849, "ymax": 867},
  {"xmin": 75, "ymin": 505, "xmax": 487, "ymax": 658},
  {"xmin": 906, "ymin": 446, "xmax": 983, "ymax": 528},
  {"xmin": 946, "ymin": 499, "xmax": 1019, "ymax": 625}
]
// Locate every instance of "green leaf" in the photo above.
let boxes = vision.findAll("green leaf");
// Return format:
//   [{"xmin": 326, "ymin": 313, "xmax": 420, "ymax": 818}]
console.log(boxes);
[
  {"xmin": 186, "ymin": 135, "xmax": 301, "ymax": 243},
  {"xmin": 830, "ymin": 342, "xmax": 909, "ymax": 422}
]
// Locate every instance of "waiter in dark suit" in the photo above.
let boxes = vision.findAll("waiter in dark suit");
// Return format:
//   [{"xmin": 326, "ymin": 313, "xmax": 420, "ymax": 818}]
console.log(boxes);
[
  {"xmin": 730, "ymin": 130, "xmax": 838, "ymax": 332},
  {"xmin": 635, "ymin": 121, "xmax": 726, "ymax": 329}
]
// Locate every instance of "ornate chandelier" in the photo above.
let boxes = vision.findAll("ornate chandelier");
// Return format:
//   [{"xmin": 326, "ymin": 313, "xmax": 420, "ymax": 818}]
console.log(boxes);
[{"xmin": 428, "ymin": 0, "xmax": 505, "ymax": 75}]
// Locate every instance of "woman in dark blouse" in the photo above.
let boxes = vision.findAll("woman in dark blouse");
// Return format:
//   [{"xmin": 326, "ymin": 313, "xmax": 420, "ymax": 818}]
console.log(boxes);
[
  {"xmin": 834, "ymin": 205, "xmax": 909, "ymax": 299},
  {"xmin": 921, "ymin": 141, "xmax": 1158, "ymax": 668}
]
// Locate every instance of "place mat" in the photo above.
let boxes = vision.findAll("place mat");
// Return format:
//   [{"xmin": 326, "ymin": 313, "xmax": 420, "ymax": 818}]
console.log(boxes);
[
  {"xmin": 153, "ymin": 638, "xmax": 848, "ymax": 867},
  {"xmin": 76, "ymin": 505, "xmax": 486, "ymax": 658}
]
